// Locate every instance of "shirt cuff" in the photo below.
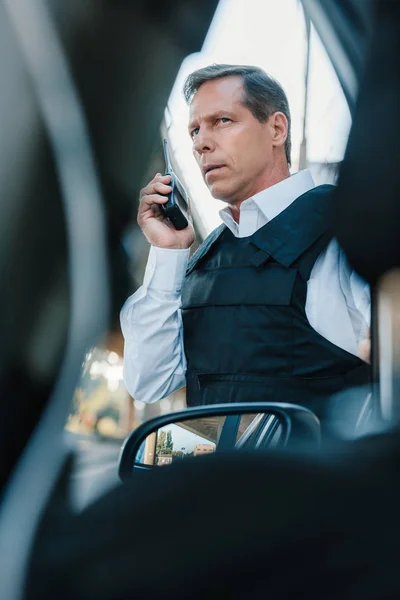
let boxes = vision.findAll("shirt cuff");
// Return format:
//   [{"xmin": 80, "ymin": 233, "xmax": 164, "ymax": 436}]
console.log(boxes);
[{"xmin": 143, "ymin": 245, "xmax": 190, "ymax": 292}]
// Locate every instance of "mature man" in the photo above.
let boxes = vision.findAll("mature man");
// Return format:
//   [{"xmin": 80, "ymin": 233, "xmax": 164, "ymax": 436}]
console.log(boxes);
[{"xmin": 120, "ymin": 64, "xmax": 371, "ymax": 418}]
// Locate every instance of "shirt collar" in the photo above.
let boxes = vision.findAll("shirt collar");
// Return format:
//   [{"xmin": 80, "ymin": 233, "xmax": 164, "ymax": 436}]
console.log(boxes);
[{"xmin": 219, "ymin": 169, "xmax": 315, "ymax": 232}]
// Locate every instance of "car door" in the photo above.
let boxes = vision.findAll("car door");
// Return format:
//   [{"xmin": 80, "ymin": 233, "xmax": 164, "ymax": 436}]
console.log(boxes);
[
  {"xmin": 304, "ymin": 0, "xmax": 400, "ymax": 422},
  {"xmin": 1, "ymin": 1, "xmax": 399, "ymax": 598}
]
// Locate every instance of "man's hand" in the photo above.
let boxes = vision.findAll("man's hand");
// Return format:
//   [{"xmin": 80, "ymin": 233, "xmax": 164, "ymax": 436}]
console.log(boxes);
[
  {"xmin": 358, "ymin": 327, "xmax": 371, "ymax": 364},
  {"xmin": 137, "ymin": 173, "xmax": 195, "ymax": 249}
]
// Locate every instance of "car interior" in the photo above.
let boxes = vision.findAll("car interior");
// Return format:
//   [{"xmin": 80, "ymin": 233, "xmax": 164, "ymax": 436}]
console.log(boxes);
[{"xmin": 0, "ymin": 0, "xmax": 400, "ymax": 598}]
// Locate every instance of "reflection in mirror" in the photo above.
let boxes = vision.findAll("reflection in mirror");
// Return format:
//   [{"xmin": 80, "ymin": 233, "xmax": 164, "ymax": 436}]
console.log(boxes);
[
  {"xmin": 236, "ymin": 413, "xmax": 259, "ymax": 444},
  {"xmin": 136, "ymin": 416, "xmax": 227, "ymax": 466},
  {"xmin": 236, "ymin": 414, "xmax": 283, "ymax": 449},
  {"xmin": 119, "ymin": 403, "xmax": 321, "ymax": 481},
  {"xmin": 134, "ymin": 412, "xmax": 286, "ymax": 468}
]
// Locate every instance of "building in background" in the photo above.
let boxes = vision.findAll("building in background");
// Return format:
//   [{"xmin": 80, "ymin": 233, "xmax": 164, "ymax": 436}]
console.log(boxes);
[{"xmin": 194, "ymin": 444, "xmax": 215, "ymax": 456}]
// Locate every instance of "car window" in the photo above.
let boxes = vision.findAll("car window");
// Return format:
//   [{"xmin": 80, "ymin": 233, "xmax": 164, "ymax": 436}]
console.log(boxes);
[
  {"xmin": 165, "ymin": 0, "xmax": 351, "ymax": 235},
  {"xmin": 66, "ymin": 0, "xmax": 352, "ymax": 443}
]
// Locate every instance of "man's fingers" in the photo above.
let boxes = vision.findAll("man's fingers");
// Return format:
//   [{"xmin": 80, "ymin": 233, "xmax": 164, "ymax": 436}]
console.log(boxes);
[
  {"xmin": 153, "ymin": 181, "xmax": 172, "ymax": 194},
  {"xmin": 140, "ymin": 178, "xmax": 171, "ymax": 202},
  {"xmin": 139, "ymin": 193, "xmax": 169, "ymax": 212},
  {"xmin": 358, "ymin": 337, "xmax": 371, "ymax": 364},
  {"xmin": 140, "ymin": 173, "xmax": 171, "ymax": 194},
  {"xmin": 137, "ymin": 174, "xmax": 173, "ymax": 228},
  {"xmin": 151, "ymin": 173, "xmax": 171, "ymax": 185}
]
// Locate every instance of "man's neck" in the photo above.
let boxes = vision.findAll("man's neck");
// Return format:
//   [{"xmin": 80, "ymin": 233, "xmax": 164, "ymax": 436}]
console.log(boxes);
[{"xmin": 229, "ymin": 164, "xmax": 291, "ymax": 224}]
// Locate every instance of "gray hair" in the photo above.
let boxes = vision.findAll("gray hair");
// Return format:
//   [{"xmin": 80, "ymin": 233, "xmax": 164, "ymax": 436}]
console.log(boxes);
[{"xmin": 183, "ymin": 64, "xmax": 291, "ymax": 166}]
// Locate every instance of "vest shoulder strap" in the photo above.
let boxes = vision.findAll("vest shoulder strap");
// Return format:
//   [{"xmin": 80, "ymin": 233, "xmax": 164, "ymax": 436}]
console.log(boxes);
[
  {"xmin": 295, "ymin": 230, "xmax": 334, "ymax": 281},
  {"xmin": 251, "ymin": 184, "xmax": 335, "ymax": 268},
  {"xmin": 186, "ymin": 224, "xmax": 226, "ymax": 276}
]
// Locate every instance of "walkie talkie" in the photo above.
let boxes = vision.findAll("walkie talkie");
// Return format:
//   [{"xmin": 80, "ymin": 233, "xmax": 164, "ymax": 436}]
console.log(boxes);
[{"xmin": 161, "ymin": 138, "xmax": 189, "ymax": 230}]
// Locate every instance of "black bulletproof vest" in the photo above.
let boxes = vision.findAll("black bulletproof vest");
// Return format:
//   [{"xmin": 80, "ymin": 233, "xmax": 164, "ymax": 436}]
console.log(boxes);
[{"xmin": 181, "ymin": 185, "xmax": 370, "ymax": 418}]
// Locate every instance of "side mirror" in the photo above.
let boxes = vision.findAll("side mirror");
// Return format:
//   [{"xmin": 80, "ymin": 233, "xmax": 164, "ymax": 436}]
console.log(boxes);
[{"xmin": 118, "ymin": 402, "xmax": 320, "ymax": 482}]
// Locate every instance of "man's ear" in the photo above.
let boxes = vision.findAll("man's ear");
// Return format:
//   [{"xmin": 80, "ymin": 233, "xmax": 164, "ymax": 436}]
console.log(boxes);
[{"xmin": 271, "ymin": 112, "xmax": 288, "ymax": 148}]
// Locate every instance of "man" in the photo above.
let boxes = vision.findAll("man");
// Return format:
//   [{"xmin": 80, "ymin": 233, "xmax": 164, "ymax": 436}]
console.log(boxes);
[{"xmin": 120, "ymin": 64, "xmax": 371, "ymax": 418}]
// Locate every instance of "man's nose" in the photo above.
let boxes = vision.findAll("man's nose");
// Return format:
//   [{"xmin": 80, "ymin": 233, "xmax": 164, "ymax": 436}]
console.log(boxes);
[{"xmin": 193, "ymin": 130, "xmax": 215, "ymax": 154}]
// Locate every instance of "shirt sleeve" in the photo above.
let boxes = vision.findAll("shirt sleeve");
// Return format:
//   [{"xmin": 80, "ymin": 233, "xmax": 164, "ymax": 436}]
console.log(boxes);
[
  {"xmin": 350, "ymin": 270, "xmax": 371, "ymax": 332},
  {"xmin": 120, "ymin": 245, "xmax": 190, "ymax": 403},
  {"xmin": 339, "ymin": 246, "xmax": 371, "ymax": 343}
]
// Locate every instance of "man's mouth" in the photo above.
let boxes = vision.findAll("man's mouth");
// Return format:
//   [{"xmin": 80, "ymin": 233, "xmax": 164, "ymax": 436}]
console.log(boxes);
[{"xmin": 202, "ymin": 164, "xmax": 225, "ymax": 177}]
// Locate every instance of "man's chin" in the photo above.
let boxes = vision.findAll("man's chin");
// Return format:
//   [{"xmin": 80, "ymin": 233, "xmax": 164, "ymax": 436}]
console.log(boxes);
[{"xmin": 208, "ymin": 184, "xmax": 233, "ymax": 202}]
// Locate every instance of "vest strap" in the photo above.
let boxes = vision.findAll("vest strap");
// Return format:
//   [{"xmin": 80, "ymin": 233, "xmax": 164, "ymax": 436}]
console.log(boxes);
[
  {"xmin": 297, "ymin": 230, "xmax": 334, "ymax": 281},
  {"xmin": 250, "ymin": 250, "xmax": 271, "ymax": 267},
  {"xmin": 186, "ymin": 224, "xmax": 226, "ymax": 276}
]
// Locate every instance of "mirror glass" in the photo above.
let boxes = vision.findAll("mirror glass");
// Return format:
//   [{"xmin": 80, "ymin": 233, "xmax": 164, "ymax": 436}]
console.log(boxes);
[{"xmin": 135, "ymin": 412, "xmax": 284, "ymax": 467}]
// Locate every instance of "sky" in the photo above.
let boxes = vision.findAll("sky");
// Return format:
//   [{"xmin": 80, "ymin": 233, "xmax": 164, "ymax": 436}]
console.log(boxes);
[{"xmin": 165, "ymin": 0, "xmax": 351, "ymax": 234}]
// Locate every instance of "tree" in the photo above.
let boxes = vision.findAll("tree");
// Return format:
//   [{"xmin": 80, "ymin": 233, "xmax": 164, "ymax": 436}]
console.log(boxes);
[
  {"xmin": 166, "ymin": 430, "xmax": 173, "ymax": 452},
  {"xmin": 156, "ymin": 430, "xmax": 167, "ymax": 454},
  {"xmin": 156, "ymin": 429, "xmax": 173, "ymax": 455}
]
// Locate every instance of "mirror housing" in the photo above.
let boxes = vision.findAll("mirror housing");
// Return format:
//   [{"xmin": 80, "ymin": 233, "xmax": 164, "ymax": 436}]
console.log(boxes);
[{"xmin": 118, "ymin": 402, "xmax": 320, "ymax": 482}]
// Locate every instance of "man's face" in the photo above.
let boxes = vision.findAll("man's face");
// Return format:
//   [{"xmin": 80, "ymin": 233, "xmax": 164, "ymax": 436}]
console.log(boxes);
[{"xmin": 188, "ymin": 76, "xmax": 283, "ymax": 206}]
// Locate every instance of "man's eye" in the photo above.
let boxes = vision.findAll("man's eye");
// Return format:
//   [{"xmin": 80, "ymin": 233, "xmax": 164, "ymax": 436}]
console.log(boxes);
[
  {"xmin": 218, "ymin": 118, "xmax": 231, "ymax": 124},
  {"xmin": 191, "ymin": 127, "xmax": 199, "ymax": 137}
]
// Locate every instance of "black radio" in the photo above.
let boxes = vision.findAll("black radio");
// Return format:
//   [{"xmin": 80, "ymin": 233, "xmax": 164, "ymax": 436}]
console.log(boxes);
[{"xmin": 161, "ymin": 138, "xmax": 189, "ymax": 230}]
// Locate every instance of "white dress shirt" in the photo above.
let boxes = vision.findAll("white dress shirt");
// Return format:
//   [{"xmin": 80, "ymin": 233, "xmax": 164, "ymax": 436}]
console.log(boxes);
[{"xmin": 120, "ymin": 170, "xmax": 371, "ymax": 403}]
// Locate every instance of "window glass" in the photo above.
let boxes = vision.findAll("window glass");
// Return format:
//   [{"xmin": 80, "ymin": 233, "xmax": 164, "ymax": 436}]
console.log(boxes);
[
  {"xmin": 165, "ymin": 0, "xmax": 351, "ymax": 234},
  {"xmin": 66, "ymin": 0, "xmax": 352, "ymax": 445}
]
